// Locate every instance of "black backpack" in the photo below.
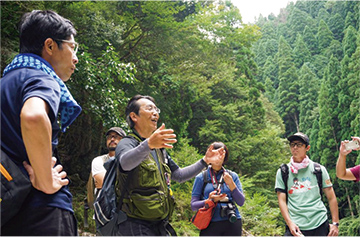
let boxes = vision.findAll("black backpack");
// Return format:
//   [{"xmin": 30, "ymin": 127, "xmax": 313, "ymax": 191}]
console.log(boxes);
[
  {"xmin": 93, "ymin": 156, "xmax": 130, "ymax": 236},
  {"xmin": 1, "ymin": 148, "xmax": 70, "ymax": 227},
  {"xmin": 1, "ymin": 149, "xmax": 32, "ymax": 227},
  {"xmin": 280, "ymin": 162, "xmax": 323, "ymax": 202}
]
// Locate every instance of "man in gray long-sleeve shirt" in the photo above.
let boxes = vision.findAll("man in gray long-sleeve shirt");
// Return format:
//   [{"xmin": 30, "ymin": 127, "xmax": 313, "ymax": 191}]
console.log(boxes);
[{"xmin": 114, "ymin": 94, "xmax": 223, "ymax": 236}]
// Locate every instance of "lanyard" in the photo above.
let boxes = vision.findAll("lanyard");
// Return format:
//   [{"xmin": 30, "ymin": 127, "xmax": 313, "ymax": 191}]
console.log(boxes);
[{"xmin": 210, "ymin": 167, "xmax": 224, "ymax": 191}]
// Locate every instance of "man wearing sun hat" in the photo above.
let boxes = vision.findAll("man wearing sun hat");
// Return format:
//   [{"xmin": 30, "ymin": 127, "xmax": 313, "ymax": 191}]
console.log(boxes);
[{"xmin": 275, "ymin": 132, "xmax": 339, "ymax": 236}]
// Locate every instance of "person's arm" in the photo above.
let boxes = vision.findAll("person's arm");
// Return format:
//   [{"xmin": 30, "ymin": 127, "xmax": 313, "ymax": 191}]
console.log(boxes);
[
  {"xmin": 118, "ymin": 139, "xmax": 152, "ymax": 171},
  {"xmin": 21, "ymin": 97, "xmax": 68, "ymax": 194},
  {"xmin": 93, "ymin": 172, "xmax": 105, "ymax": 189},
  {"xmin": 224, "ymin": 172, "xmax": 245, "ymax": 206},
  {"xmin": 171, "ymin": 144, "xmax": 225, "ymax": 183},
  {"xmin": 91, "ymin": 156, "xmax": 107, "ymax": 189},
  {"xmin": 119, "ymin": 124, "xmax": 177, "ymax": 171},
  {"xmin": 336, "ymin": 141, "xmax": 356, "ymax": 180},
  {"xmin": 171, "ymin": 160, "xmax": 207, "ymax": 183},
  {"xmin": 191, "ymin": 195, "xmax": 206, "ymax": 211},
  {"xmin": 324, "ymin": 187, "xmax": 339, "ymax": 236},
  {"xmin": 191, "ymin": 175, "xmax": 207, "ymax": 211},
  {"xmin": 277, "ymin": 192, "xmax": 302, "ymax": 236}
]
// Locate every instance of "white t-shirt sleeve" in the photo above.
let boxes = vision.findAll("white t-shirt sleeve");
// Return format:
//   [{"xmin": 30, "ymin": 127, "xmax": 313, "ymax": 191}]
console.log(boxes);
[{"xmin": 92, "ymin": 156, "xmax": 106, "ymax": 177}]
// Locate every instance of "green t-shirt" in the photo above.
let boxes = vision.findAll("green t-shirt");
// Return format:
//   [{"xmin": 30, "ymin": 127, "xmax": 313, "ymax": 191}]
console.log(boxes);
[{"xmin": 275, "ymin": 160, "xmax": 332, "ymax": 230}]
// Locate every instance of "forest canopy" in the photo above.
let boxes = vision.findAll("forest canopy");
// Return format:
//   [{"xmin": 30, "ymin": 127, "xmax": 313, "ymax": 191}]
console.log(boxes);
[{"xmin": 1, "ymin": 1, "xmax": 359, "ymax": 235}]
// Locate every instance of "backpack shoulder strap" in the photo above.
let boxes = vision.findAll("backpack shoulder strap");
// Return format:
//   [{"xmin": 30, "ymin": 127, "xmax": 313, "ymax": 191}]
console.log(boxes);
[
  {"xmin": 200, "ymin": 169, "xmax": 209, "ymax": 199},
  {"xmin": 280, "ymin": 163, "xmax": 289, "ymax": 202},
  {"xmin": 313, "ymin": 162, "xmax": 323, "ymax": 198}
]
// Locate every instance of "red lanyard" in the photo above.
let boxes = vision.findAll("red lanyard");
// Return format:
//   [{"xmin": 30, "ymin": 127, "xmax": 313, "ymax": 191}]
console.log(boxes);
[{"xmin": 210, "ymin": 167, "xmax": 224, "ymax": 190}]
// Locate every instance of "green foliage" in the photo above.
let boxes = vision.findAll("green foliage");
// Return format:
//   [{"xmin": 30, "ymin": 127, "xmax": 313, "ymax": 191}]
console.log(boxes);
[
  {"xmin": 171, "ymin": 181, "xmax": 199, "ymax": 236},
  {"xmin": 293, "ymin": 34, "xmax": 311, "ymax": 68},
  {"xmin": 303, "ymin": 25, "xmax": 319, "ymax": 55},
  {"xmin": 317, "ymin": 56, "xmax": 341, "ymax": 169},
  {"xmin": 298, "ymin": 63, "xmax": 320, "ymax": 136},
  {"xmin": 252, "ymin": 0, "xmax": 360, "ymax": 229},
  {"xmin": 343, "ymin": 25, "xmax": 358, "ymax": 58},
  {"xmin": 240, "ymin": 183, "xmax": 283, "ymax": 236},
  {"xmin": 317, "ymin": 19, "xmax": 334, "ymax": 52},
  {"xmin": 328, "ymin": 13, "xmax": 345, "ymax": 41},
  {"xmin": 2, "ymin": 1, "xmax": 359, "ymax": 235},
  {"xmin": 71, "ymin": 188, "xmax": 97, "ymax": 235},
  {"xmin": 171, "ymin": 137, "xmax": 202, "ymax": 167},
  {"xmin": 0, "ymin": 1, "xmax": 46, "ymax": 71},
  {"xmin": 72, "ymin": 42, "xmax": 136, "ymax": 127},
  {"xmin": 339, "ymin": 216, "xmax": 360, "ymax": 236}
]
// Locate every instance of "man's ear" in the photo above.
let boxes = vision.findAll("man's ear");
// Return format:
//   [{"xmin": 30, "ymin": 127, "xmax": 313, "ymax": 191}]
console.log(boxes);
[
  {"xmin": 306, "ymin": 145, "xmax": 311, "ymax": 151},
  {"xmin": 43, "ymin": 38, "xmax": 55, "ymax": 55},
  {"xmin": 129, "ymin": 112, "xmax": 138, "ymax": 123}
]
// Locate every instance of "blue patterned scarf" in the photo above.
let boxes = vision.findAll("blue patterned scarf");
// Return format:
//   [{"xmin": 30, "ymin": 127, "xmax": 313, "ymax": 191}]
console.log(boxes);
[{"xmin": 3, "ymin": 53, "xmax": 82, "ymax": 132}]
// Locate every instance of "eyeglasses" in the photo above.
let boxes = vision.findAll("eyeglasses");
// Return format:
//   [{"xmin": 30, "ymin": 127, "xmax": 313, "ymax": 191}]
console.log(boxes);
[
  {"xmin": 106, "ymin": 134, "xmax": 122, "ymax": 140},
  {"xmin": 54, "ymin": 39, "xmax": 79, "ymax": 54},
  {"xmin": 289, "ymin": 142, "xmax": 305, "ymax": 148},
  {"xmin": 143, "ymin": 104, "xmax": 161, "ymax": 114}
]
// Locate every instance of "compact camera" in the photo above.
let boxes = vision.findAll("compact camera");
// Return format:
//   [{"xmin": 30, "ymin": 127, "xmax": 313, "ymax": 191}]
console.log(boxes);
[
  {"xmin": 345, "ymin": 140, "xmax": 360, "ymax": 150},
  {"xmin": 220, "ymin": 202, "xmax": 237, "ymax": 223}
]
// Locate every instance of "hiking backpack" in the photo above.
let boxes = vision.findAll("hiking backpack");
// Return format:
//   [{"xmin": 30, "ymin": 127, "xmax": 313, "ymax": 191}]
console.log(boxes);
[
  {"xmin": 280, "ymin": 162, "xmax": 323, "ymax": 201},
  {"xmin": 93, "ymin": 156, "xmax": 130, "ymax": 236}
]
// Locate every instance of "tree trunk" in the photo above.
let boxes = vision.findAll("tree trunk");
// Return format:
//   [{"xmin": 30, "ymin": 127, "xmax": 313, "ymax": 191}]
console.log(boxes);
[{"xmin": 345, "ymin": 187, "xmax": 354, "ymax": 218}]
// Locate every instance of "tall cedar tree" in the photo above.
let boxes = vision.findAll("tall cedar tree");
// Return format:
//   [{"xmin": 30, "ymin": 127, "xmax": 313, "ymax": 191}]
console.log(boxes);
[{"xmin": 317, "ymin": 56, "xmax": 341, "ymax": 169}]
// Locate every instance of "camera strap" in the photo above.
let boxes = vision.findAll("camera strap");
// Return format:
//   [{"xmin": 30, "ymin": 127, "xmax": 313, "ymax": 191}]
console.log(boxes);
[{"xmin": 210, "ymin": 167, "xmax": 225, "ymax": 191}]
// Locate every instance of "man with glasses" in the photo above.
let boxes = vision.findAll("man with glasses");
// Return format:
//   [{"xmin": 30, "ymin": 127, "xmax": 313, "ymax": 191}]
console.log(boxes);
[
  {"xmin": 1, "ymin": 10, "xmax": 80, "ymax": 235},
  {"xmin": 91, "ymin": 127, "xmax": 126, "ymax": 192},
  {"xmin": 275, "ymin": 132, "xmax": 339, "ymax": 236},
  {"xmin": 111, "ymin": 94, "xmax": 224, "ymax": 236}
]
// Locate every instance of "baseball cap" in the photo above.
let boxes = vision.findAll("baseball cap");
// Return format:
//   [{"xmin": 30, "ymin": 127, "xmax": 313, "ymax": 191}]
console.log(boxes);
[
  {"xmin": 287, "ymin": 132, "xmax": 309, "ymax": 146},
  {"xmin": 106, "ymin": 127, "xmax": 126, "ymax": 138}
]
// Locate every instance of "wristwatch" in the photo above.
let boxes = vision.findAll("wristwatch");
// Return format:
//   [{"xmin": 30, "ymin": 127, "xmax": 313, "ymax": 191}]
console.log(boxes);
[{"xmin": 332, "ymin": 222, "xmax": 339, "ymax": 227}]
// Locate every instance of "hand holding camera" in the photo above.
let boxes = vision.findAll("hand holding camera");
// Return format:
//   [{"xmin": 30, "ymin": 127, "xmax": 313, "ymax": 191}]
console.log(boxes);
[
  {"xmin": 344, "ymin": 139, "xmax": 360, "ymax": 151},
  {"xmin": 340, "ymin": 137, "xmax": 360, "ymax": 155}
]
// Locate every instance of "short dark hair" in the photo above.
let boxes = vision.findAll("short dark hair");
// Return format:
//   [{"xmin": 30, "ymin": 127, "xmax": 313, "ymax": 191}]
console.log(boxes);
[
  {"xmin": 19, "ymin": 10, "xmax": 76, "ymax": 56},
  {"xmin": 210, "ymin": 142, "xmax": 229, "ymax": 164},
  {"xmin": 125, "ymin": 95, "xmax": 156, "ymax": 129}
]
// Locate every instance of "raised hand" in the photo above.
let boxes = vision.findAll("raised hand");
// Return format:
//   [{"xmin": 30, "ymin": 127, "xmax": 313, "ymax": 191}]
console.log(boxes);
[
  {"xmin": 351, "ymin": 137, "xmax": 360, "ymax": 151},
  {"xmin": 203, "ymin": 144, "xmax": 224, "ymax": 166},
  {"xmin": 339, "ymin": 141, "xmax": 353, "ymax": 155},
  {"xmin": 147, "ymin": 123, "xmax": 177, "ymax": 149}
]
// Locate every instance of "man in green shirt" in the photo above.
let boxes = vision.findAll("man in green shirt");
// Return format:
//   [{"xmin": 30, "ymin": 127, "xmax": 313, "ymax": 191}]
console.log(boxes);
[{"xmin": 275, "ymin": 132, "xmax": 339, "ymax": 236}]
